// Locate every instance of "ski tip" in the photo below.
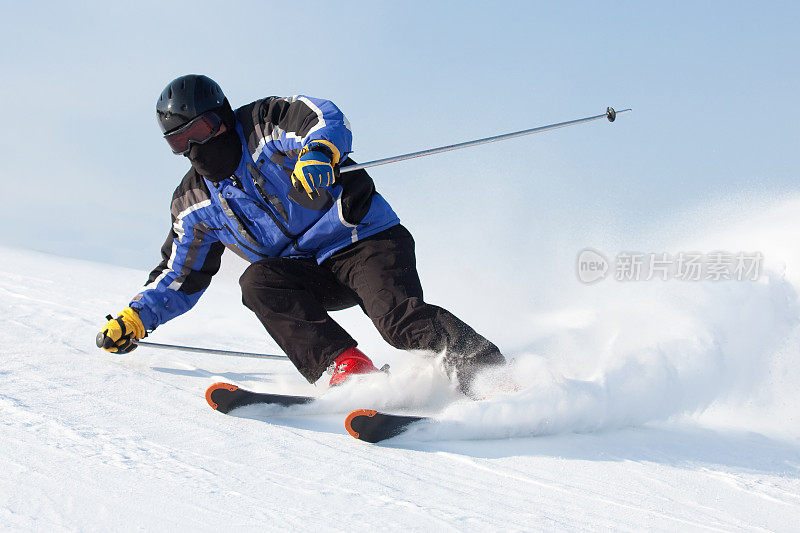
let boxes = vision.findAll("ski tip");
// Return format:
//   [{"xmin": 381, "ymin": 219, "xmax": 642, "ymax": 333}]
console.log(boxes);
[
  {"xmin": 205, "ymin": 382, "xmax": 238, "ymax": 410},
  {"xmin": 344, "ymin": 409, "xmax": 377, "ymax": 440}
]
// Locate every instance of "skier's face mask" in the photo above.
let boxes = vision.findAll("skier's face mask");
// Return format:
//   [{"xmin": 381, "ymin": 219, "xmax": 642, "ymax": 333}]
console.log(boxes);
[
  {"xmin": 181, "ymin": 101, "xmax": 242, "ymax": 182},
  {"xmin": 186, "ymin": 127, "xmax": 242, "ymax": 182}
]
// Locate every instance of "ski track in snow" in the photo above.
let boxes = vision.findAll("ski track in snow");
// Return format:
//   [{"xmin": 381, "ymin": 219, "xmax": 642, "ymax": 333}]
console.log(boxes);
[{"xmin": 3, "ymin": 220, "xmax": 800, "ymax": 532}]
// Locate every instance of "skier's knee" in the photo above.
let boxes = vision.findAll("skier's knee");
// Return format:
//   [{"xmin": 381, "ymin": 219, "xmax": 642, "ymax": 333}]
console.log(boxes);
[
  {"xmin": 239, "ymin": 259, "xmax": 282, "ymax": 293},
  {"xmin": 239, "ymin": 260, "xmax": 281, "ymax": 307},
  {"xmin": 239, "ymin": 263, "xmax": 261, "ymax": 293}
]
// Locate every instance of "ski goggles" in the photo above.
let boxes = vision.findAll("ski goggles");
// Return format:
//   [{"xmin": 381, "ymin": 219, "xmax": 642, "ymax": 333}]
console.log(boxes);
[{"xmin": 163, "ymin": 111, "xmax": 225, "ymax": 155}]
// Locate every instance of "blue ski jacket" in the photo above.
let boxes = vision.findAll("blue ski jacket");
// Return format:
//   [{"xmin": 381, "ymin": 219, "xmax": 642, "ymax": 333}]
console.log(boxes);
[{"xmin": 129, "ymin": 95, "xmax": 400, "ymax": 331}]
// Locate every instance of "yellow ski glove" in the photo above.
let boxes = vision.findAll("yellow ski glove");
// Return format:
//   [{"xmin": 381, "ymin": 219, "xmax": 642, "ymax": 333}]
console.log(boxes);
[
  {"xmin": 291, "ymin": 140, "xmax": 341, "ymax": 198},
  {"xmin": 96, "ymin": 307, "xmax": 146, "ymax": 354}
]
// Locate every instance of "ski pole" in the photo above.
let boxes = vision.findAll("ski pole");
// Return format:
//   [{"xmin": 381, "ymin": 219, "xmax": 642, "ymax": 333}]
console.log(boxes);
[
  {"xmin": 134, "ymin": 340, "xmax": 289, "ymax": 360},
  {"xmin": 340, "ymin": 106, "xmax": 631, "ymax": 174}
]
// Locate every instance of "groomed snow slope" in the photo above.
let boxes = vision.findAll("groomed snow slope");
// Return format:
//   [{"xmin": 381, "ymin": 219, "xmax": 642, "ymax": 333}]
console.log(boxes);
[{"xmin": 3, "ymin": 197, "xmax": 800, "ymax": 531}]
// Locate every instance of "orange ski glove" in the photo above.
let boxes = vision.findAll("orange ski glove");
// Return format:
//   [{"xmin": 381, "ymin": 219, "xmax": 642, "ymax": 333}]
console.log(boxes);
[
  {"xmin": 96, "ymin": 307, "xmax": 146, "ymax": 354},
  {"xmin": 291, "ymin": 140, "xmax": 341, "ymax": 198}
]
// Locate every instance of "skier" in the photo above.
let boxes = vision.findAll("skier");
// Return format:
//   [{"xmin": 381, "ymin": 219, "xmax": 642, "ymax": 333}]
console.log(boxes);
[{"xmin": 97, "ymin": 74, "xmax": 505, "ymax": 395}]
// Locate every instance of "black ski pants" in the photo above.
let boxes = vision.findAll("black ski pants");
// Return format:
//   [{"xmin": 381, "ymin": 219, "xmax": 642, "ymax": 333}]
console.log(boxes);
[{"xmin": 239, "ymin": 224, "xmax": 505, "ymax": 388}]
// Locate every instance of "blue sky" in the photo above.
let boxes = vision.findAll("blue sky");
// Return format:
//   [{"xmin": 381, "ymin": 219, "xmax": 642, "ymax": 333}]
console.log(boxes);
[{"xmin": 1, "ymin": 1, "xmax": 798, "ymax": 297}]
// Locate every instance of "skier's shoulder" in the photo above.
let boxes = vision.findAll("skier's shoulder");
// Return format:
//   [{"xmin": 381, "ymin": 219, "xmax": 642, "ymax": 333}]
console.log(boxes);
[
  {"xmin": 233, "ymin": 97, "xmax": 273, "ymax": 156},
  {"xmin": 234, "ymin": 97, "xmax": 274, "ymax": 131},
  {"xmin": 170, "ymin": 168, "xmax": 212, "ymax": 220},
  {"xmin": 234, "ymin": 95, "xmax": 336, "ymax": 128}
]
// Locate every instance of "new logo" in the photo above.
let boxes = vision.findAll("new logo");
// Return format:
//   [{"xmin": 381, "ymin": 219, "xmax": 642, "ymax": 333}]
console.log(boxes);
[{"xmin": 576, "ymin": 248, "xmax": 609, "ymax": 284}]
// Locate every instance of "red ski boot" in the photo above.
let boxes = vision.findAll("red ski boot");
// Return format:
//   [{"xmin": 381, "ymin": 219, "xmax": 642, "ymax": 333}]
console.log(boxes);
[{"xmin": 329, "ymin": 346, "xmax": 380, "ymax": 386}]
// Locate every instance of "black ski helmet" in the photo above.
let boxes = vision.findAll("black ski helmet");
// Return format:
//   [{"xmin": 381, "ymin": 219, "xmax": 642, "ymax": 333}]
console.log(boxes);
[{"xmin": 156, "ymin": 74, "xmax": 226, "ymax": 134}]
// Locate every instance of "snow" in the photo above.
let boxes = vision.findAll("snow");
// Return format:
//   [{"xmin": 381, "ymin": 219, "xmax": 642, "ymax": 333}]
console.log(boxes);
[{"xmin": 3, "ymin": 199, "xmax": 800, "ymax": 531}]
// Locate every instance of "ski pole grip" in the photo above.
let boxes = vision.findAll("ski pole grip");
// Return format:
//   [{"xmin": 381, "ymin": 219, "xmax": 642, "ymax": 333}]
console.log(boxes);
[{"xmin": 96, "ymin": 314, "xmax": 114, "ymax": 348}]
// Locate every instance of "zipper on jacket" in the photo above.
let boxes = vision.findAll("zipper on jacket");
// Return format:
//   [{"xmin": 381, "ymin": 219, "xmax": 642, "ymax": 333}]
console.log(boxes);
[
  {"xmin": 247, "ymin": 162, "xmax": 290, "ymax": 222},
  {"xmin": 220, "ymin": 224, "xmax": 271, "ymax": 259}
]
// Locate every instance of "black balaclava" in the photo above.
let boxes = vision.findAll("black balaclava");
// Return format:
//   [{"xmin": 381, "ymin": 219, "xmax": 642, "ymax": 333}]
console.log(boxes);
[{"xmin": 186, "ymin": 99, "xmax": 242, "ymax": 182}]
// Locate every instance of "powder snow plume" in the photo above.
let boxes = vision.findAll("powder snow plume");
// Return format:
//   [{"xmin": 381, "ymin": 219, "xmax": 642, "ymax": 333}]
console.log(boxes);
[{"xmin": 380, "ymin": 196, "xmax": 800, "ymax": 441}]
